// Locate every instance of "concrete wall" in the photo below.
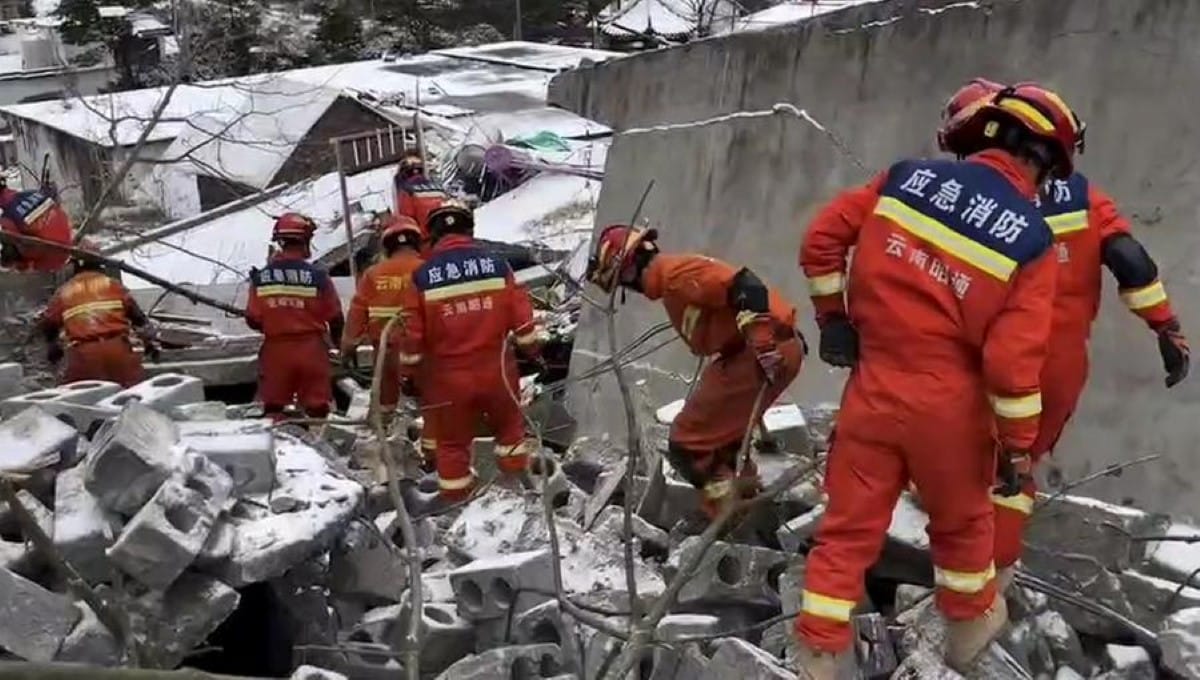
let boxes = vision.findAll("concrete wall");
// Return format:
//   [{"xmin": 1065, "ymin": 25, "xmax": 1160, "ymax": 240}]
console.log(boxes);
[{"xmin": 558, "ymin": 0, "xmax": 1200, "ymax": 517}]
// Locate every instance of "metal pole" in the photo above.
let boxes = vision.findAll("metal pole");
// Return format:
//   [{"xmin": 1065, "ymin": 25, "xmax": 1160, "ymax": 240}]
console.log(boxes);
[
  {"xmin": 414, "ymin": 79, "xmax": 428, "ymax": 170},
  {"xmin": 332, "ymin": 140, "xmax": 358, "ymax": 281},
  {"xmin": 514, "ymin": 0, "xmax": 522, "ymax": 40}
]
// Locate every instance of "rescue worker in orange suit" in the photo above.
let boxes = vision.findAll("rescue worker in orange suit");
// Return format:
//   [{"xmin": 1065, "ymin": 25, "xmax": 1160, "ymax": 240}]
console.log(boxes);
[
  {"xmin": 585, "ymin": 226, "xmax": 804, "ymax": 520},
  {"xmin": 0, "ymin": 189, "xmax": 73, "ymax": 273},
  {"xmin": 394, "ymin": 154, "xmax": 448, "ymax": 241},
  {"xmin": 341, "ymin": 215, "xmax": 425, "ymax": 421},
  {"xmin": 398, "ymin": 201, "xmax": 540, "ymax": 503},
  {"xmin": 41, "ymin": 245, "xmax": 159, "ymax": 387},
  {"xmin": 245, "ymin": 213, "xmax": 345, "ymax": 421},
  {"xmin": 937, "ymin": 78, "xmax": 1191, "ymax": 586},
  {"xmin": 796, "ymin": 83, "xmax": 1082, "ymax": 677}
]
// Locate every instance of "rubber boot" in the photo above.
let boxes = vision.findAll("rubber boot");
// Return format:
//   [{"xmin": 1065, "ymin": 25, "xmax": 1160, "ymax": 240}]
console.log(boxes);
[
  {"xmin": 946, "ymin": 593, "xmax": 1009, "ymax": 672},
  {"xmin": 793, "ymin": 643, "xmax": 838, "ymax": 680}
]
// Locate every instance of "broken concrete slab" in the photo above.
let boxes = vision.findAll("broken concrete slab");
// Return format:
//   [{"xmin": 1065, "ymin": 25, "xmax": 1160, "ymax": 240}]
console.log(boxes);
[
  {"xmin": 84, "ymin": 402, "xmax": 181, "ymax": 516},
  {"xmin": 329, "ymin": 519, "xmax": 407, "ymax": 604},
  {"xmin": 583, "ymin": 458, "xmax": 626, "ymax": 529},
  {"xmin": 1144, "ymin": 521, "xmax": 1200, "ymax": 584},
  {"xmin": 96, "ymin": 373, "xmax": 206, "ymax": 414},
  {"xmin": 528, "ymin": 455, "xmax": 570, "ymax": 508},
  {"xmin": 1118, "ymin": 569, "xmax": 1200, "ymax": 628},
  {"xmin": 53, "ymin": 463, "xmax": 119, "ymax": 583},
  {"xmin": 177, "ymin": 419, "xmax": 277, "ymax": 495},
  {"xmin": 776, "ymin": 503, "xmax": 824, "ymax": 553},
  {"xmin": 1160, "ymin": 607, "xmax": 1200, "ymax": 680},
  {"xmin": 1102, "ymin": 644, "xmax": 1154, "ymax": 679},
  {"xmin": 1, "ymin": 380, "xmax": 121, "ymax": 418},
  {"xmin": 0, "ymin": 406, "xmax": 77, "ymax": 474},
  {"xmin": 594, "ymin": 505, "xmax": 669, "ymax": 559},
  {"xmin": 450, "ymin": 549, "xmax": 554, "ymax": 621},
  {"xmin": 1033, "ymin": 609, "xmax": 1091, "ymax": 676},
  {"xmin": 107, "ymin": 451, "xmax": 234, "ymax": 590},
  {"xmin": 434, "ymin": 643, "xmax": 563, "ymax": 680},
  {"xmin": 0, "ymin": 565, "xmax": 81, "ymax": 661},
  {"xmin": 514, "ymin": 599, "xmax": 570, "ymax": 648},
  {"xmin": 669, "ymin": 537, "xmax": 788, "ymax": 608},
  {"xmin": 895, "ymin": 584, "xmax": 932, "ymax": 615},
  {"xmin": 132, "ymin": 572, "xmax": 240, "ymax": 668},
  {"xmin": 55, "ymin": 602, "xmax": 121, "ymax": 666},
  {"xmin": 702, "ymin": 637, "xmax": 797, "ymax": 680},
  {"xmin": 1023, "ymin": 545, "xmax": 1139, "ymax": 639},
  {"xmin": 1027, "ymin": 495, "xmax": 1169, "ymax": 572}
]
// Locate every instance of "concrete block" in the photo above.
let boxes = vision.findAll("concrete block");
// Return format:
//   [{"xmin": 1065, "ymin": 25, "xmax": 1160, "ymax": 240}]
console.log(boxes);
[
  {"xmin": 84, "ymin": 402, "xmax": 180, "ymax": 516},
  {"xmin": 55, "ymin": 602, "xmax": 121, "ymax": 666},
  {"xmin": 1119, "ymin": 569, "xmax": 1200, "ymax": 629},
  {"xmin": 528, "ymin": 455, "xmax": 570, "ymax": 508},
  {"xmin": 875, "ymin": 493, "xmax": 934, "ymax": 586},
  {"xmin": 555, "ymin": 481, "xmax": 590, "ymax": 524},
  {"xmin": 759, "ymin": 403, "xmax": 812, "ymax": 455},
  {"xmin": 0, "ymin": 406, "xmax": 77, "ymax": 474},
  {"xmin": 132, "ymin": 573, "xmax": 240, "ymax": 668},
  {"xmin": 449, "ymin": 549, "xmax": 554, "ymax": 622},
  {"xmin": 1028, "ymin": 495, "xmax": 1168, "ymax": 572},
  {"xmin": 0, "ymin": 565, "xmax": 81, "ymax": 661},
  {"xmin": 434, "ymin": 643, "xmax": 563, "ymax": 680},
  {"xmin": 178, "ymin": 419, "xmax": 276, "ymax": 495},
  {"xmin": 97, "ymin": 373, "xmax": 206, "ymax": 414},
  {"xmin": 107, "ymin": 451, "xmax": 233, "ymax": 590},
  {"xmin": 650, "ymin": 644, "xmax": 708, "ymax": 680},
  {"xmin": 291, "ymin": 666, "xmax": 348, "ymax": 680},
  {"xmin": 594, "ymin": 505, "xmax": 670, "ymax": 560},
  {"xmin": 1, "ymin": 380, "xmax": 121, "ymax": 416},
  {"xmin": 53, "ymin": 463, "xmax": 120, "ymax": 583},
  {"xmin": 669, "ymin": 537, "xmax": 788, "ymax": 608},
  {"xmin": 396, "ymin": 599, "xmax": 477, "ymax": 674},
  {"xmin": 1103, "ymin": 644, "xmax": 1154, "ymax": 680},
  {"xmin": 514, "ymin": 599, "xmax": 570, "ymax": 648},
  {"xmin": 651, "ymin": 614, "xmax": 719, "ymax": 680},
  {"xmin": 1159, "ymin": 608, "xmax": 1200, "ymax": 680},
  {"xmin": 0, "ymin": 363, "xmax": 23, "ymax": 400},
  {"xmin": 584, "ymin": 458, "xmax": 627, "ymax": 529},
  {"xmin": 329, "ymin": 519, "xmax": 407, "ymax": 604},
  {"xmin": 169, "ymin": 401, "xmax": 228, "ymax": 421},
  {"xmin": 1025, "ymin": 545, "xmax": 1138, "ymax": 639},
  {"xmin": 1144, "ymin": 520, "xmax": 1200, "ymax": 584},
  {"xmin": 702, "ymin": 638, "xmax": 797, "ymax": 680},
  {"xmin": 776, "ymin": 503, "xmax": 824, "ymax": 553}
]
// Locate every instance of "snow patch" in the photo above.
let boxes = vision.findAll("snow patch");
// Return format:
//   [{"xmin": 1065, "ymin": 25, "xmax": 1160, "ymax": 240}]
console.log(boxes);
[
  {"xmin": 1146, "ymin": 522, "xmax": 1200, "ymax": 578},
  {"xmin": 888, "ymin": 493, "xmax": 930, "ymax": 550},
  {"xmin": 655, "ymin": 399, "xmax": 685, "ymax": 425},
  {"xmin": 1105, "ymin": 643, "xmax": 1150, "ymax": 669}
]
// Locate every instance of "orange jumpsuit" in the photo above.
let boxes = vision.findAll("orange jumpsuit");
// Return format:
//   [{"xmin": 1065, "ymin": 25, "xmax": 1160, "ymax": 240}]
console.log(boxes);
[
  {"xmin": 798, "ymin": 149, "xmax": 1057, "ymax": 652},
  {"xmin": 1, "ymin": 190, "xmax": 72, "ymax": 272},
  {"xmin": 42, "ymin": 270, "xmax": 148, "ymax": 387},
  {"xmin": 245, "ymin": 249, "xmax": 344, "ymax": 420},
  {"xmin": 399, "ymin": 234, "xmax": 539, "ymax": 500},
  {"xmin": 992, "ymin": 173, "xmax": 1179, "ymax": 567},
  {"xmin": 345, "ymin": 249, "xmax": 424, "ymax": 413},
  {"xmin": 645, "ymin": 254, "xmax": 804, "ymax": 515},
  {"xmin": 394, "ymin": 175, "xmax": 447, "ymax": 239}
]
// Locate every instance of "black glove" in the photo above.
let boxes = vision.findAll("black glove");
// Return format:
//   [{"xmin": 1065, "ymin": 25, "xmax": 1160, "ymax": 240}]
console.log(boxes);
[
  {"xmin": 819, "ymin": 315, "xmax": 859, "ymax": 368},
  {"xmin": 339, "ymin": 346, "xmax": 358, "ymax": 370},
  {"xmin": 400, "ymin": 376, "xmax": 419, "ymax": 399},
  {"xmin": 1156, "ymin": 319, "xmax": 1190, "ymax": 388},
  {"xmin": 994, "ymin": 448, "xmax": 1032, "ymax": 498},
  {"xmin": 46, "ymin": 342, "xmax": 63, "ymax": 365}
]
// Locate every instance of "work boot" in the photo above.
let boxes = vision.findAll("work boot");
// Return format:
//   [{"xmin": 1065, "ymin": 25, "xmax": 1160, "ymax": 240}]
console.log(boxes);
[
  {"xmin": 793, "ymin": 643, "xmax": 838, "ymax": 680},
  {"xmin": 945, "ymin": 594, "xmax": 1008, "ymax": 673}
]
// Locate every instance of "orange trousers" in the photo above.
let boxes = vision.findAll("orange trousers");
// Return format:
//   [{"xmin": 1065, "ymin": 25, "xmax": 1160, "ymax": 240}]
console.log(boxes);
[
  {"xmin": 63, "ymin": 336, "xmax": 144, "ymax": 388},
  {"xmin": 421, "ymin": 351, "xmax": 528, "ymax": 501},
  {"xmin": 798, "ymin": 362, "xmax": 997, "ymax": 652},
  {"xmin": 258, "ymin": 334, "xmax": 332, "ymax": 419},
  {"xmin": 670, "ymin": 336, "xmax": 804, "ymax": 516},
  {"xmin": 993, "ymin": 339, "xmax": 1088, "ymax": 568}
]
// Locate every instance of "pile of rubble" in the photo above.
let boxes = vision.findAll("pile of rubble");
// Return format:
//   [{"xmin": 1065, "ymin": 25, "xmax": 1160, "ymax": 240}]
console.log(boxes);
[{"xmin": 3, "ymin": 361, "xmax": 1200, "ymax": 680}]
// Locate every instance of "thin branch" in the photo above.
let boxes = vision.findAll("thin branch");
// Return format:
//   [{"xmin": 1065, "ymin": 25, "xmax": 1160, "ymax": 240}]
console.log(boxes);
[{"xmin": 1033, "ymin": 453, "xmax": 1162, "ymax": 513}]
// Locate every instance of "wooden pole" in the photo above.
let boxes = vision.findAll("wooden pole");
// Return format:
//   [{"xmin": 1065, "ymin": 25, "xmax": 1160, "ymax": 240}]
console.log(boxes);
[{"xmin": 332, "ymin": 140, "xmax": 359, "ymax": 281}]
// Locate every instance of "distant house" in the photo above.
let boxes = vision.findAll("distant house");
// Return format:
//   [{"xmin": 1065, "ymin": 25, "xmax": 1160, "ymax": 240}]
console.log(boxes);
[{"xmin": 597, "ymin": 0, "xmax": 741, "ymax": 47}]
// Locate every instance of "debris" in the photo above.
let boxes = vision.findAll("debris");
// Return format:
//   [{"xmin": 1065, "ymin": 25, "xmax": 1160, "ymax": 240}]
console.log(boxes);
[
  {"xmin": 776, "ymin": 503, "xmax": 824, "ymax": 553},
  {"xmin": 56, "ymin": 602, "xmax": 121, "ymax": 666},
  {"xmin": 178, "ymin": 419, "xmax": 277, "ymax": 495},
  {"xmin": 84, "ymin": 402, "xmax": 181, "ymax": 516},
  {"xmin": 1028, "ymin": 494, "xmax": 1168, "ymax": 571},
  {"xmin": 669, "ymin": 536, "xmax": 787, "ymax": 608},
  {"xmin": 0, "ymin": 363, "xmax": 23, "ymax": 400},
  {"xmin": 1160, "ymin": 608, "xmax": 1200, "ymax": 679},
  {"xmin": 130, "ymin": 573, "xmax": 240, "ymax": 668},
  {"xmin": 449, "ymin": 549, "xmax": 554, "ymax": 621},
  {"xmin": 0, "ymin": 565, "xmax": 81, "ymax": 662},
  {"xmin": 1102, "ymin": 644, "xmax": 1154, "ymax": 679},
  {"xmin": 53, "ymin": 463, "xmax": 120, "ymax": 583},
  {"xmin": 329, "ymin": 519, "xmax": 408, "ymax": 604},
  {"xmin": 703, "ymin": 637, "xmax": 797, "ymax": 680},
  {"xmin": 853, "ymin": 612, "xmax": 897, "ymax": 678},
  {"xmin": 291, "ymin": 666, "xmax": 349, "ymax": 680},
  {"xmin": 0, "ymin": 406, "xmax": 77, "ymax": 474},
  {"xmin": 1, "ymin": 380, "xmax": 121, "ymax": 417},
  {"xmin": 759, "ymin": 403, "xmax": 812, "ymax": 455},
  {"xmin": 434, "ymin": 643, "xmax": 564, "ymax": 680}
]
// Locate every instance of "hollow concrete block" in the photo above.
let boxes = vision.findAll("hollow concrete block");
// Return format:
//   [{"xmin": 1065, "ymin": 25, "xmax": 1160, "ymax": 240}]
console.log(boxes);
[
  {"xmin": 0, "ymin": 565, "xmax": 81, "ymax": 662},
  {"xmin": 84, "ymin": 402, "xmax": 180, "ymax": 516},
  {"xmin": 670, "ymin": 536, "xmax": 789, "ymax": 608},
  {"xmin": 0, "ymin": 406, "xmax": 77, "ymax": 474},
  {"xmin": 177, "ymin": 419, "xmax": 276, "ymax": 495},
  {"xmin": 449, "ymin": 549, "xmax": 554, "ymax": 622},
  {"xmin": 1, "ymin": 380, "xmax": 121, "ymax": 416},
  {"xmin": 97, "ymin": 373, "xmax": 206, "ymax": 414},
  {"xmin": 53, "ymin": 463, "xmax": 120, "ymax": 583}
]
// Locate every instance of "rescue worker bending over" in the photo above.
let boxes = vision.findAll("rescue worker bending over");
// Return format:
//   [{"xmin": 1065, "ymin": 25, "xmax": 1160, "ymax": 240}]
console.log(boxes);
[
  {"xmin": 398, "ymin": 200, "xmax": 540, "ymax": 503},
  {"xmin": 938, "ymin": 78, "xmax": 1191, "ymax": 588},
  {"xmin": 586, "ymin": 227, "xmax": 804, "ymax": 520},
  {"xmin": 41, "ymin": 244, "xmax": 159, "ymax": 387},
  {"xmin": 342, "ymin": 215, "xmax": 426, "ymax": 420},
  {"xmin": 394, "ymin": 154, "xmax": 448, "ymax": 241},
  {"xmin": 246, "ymin": 213, "xmax": 345, "ymax": 421},
  {"xmin": 797, "ymin": 83, "xmax": 1079, "ymax": 677},
  {"xmin": 1, "ymin": 189, "xmax": 73, "ymax": 272}
]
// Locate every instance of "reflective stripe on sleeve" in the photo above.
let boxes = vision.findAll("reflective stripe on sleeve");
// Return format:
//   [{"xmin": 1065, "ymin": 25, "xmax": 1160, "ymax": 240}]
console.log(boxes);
[
  {"xmin": 934, "ymin": 563, "xmax": 996, "ymax": 594},
  {"xmin": 367, "ymin": 306, "xmax": 403, "ymax": 319},
  {"xmin": 420, "ymin": 438, "xmax": 437, "ymax": 451},
  {"xmin": 1045, "ymin": 210, "xmax": 1088, "ymax": 236},
  {"xmin": 807, "ymin": 272, "xmax": 846, "ymax": 297},
  {"xmin": 438, "ymin": 474, "xmax": 475, "ymax": 491},
  {"xmin": 1120, "ymin": 281, "xmax": 1168, "ymax": 311},
  {"xmin": 62, "ymin": 299, "xmax": 124, "ymax": 320},
  {"xmin": 989, "ymin": 392, "xmax": 1042, "ymax": 419},
  {"xmin": 992, "ymin": 492, "xmax": 1034, "ymax": 516},
  {"xmin": 801, "ymin": 590, "xmax": 855, "ymax": 623},
  {"xmin": 398, "ymin": 353, "xmax": 422, "ymax": 366}
]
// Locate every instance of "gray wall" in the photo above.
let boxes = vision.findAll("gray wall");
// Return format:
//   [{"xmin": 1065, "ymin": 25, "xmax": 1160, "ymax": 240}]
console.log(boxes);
[{"xmin": 557, "ymin": 0, "xmax": 1200, "ymax": 517}]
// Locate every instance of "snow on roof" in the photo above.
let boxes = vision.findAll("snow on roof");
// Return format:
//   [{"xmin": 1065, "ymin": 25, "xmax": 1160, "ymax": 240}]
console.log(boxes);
[
  {"xmin": 433, "ymin": 42, "xmax": 618, "ymax": 72},
  {"xmin": 600, "ymin": 0, "xmax": 739, "ymax": 39},
  {"xmin": 113, "ymin": 164, "xmax": 397, "ymax": 290},
  {"xmin": 160, "ymin": 79, "xmax": 342, "ymax": 190},
  {"xmin": 473, "ymin": 170, "xmax": 602, "ymax": 256},
  {"xmin": 727, "ymin": 1, "xmax": 887, "ymax": 33}
]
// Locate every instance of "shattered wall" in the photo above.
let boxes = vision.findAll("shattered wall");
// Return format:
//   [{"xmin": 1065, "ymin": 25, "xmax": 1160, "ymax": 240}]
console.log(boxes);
[{"xmin": 558, "ymin": 0, "xmax": 1200, "ymax": 517}]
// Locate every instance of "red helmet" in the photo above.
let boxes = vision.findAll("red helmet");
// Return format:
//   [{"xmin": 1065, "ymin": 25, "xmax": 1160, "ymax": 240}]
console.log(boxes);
[
  {"xmin": 272, "ymin": 212, "xmax": 316, "ymax": 242},
  {"xmin": 586, "ymin": 224, "xmax": 658, "ymax": 293},
  {"xmin": 399, "ymin": 154, "xmax": 424, "ymax": 176},
  {"xmin": 938, "ymin": 77, "xmax": 1005, "ymax": 154},
  {"xmin": 426, "ymin": 200, "xmax": 473, "ymax": 242},
  {"xmin": 950, "ymin": 82, "xmax": 1082, "ymax": 179},
  {"xmin": 381, "ymin": 214, "xmax": 423, "ymax": 250}
]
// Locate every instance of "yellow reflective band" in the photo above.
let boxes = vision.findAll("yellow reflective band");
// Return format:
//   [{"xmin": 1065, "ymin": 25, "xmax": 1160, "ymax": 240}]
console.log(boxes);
[
  {"xmin": 704, "ymin": 479, "xmax": 733, "ymax": 500},
  {"xmin": 735, "ymin": 310, "xmax": 758, "ymax": 331},
  {"xmin": 998, "ymin": 99, "xmax": 1054, "ymax": 133},
  {"xmin": 989, "ymin": 392, "xmax": 1042, "ymax": 419},
  {"xmin": 495, "ymin": 441, "xmax": 529, "ymax": 458},
  {"xmin": 367, "ymin": 307, "xmax": 402, "ymax": 319},
  {"xmin": 438, "ymin": 474, "xmax": 475, "ymax": 491},
  {"xmin": 420, "ymin": 438, "xmax": 437, "ymax": 450},
  {"xmin": 801, "ymin": 591, "xmax": 855, "ymax": 623},
  {"xmin": 875, "ymin": 197, "xmax": 1017, "ymax": 281},
  {"xmin": 62, "ymin": 300, "xmax": 123, "ymax": 320},
  {"xmin": 257, "ymin": 285, "xmax": 317, "ymax": 298},
  {"xmin": 934, "ymin": 563, "xmax": 996, "ymax": 594},
  {"xmin": 1121, "ymin": 281, "xmax": 1167, "ymax": 311},
  {"xmin": 398, "ymin": 352, "xmax": 422, "ymax": 366},
  {"xmin": 1045, "ymin": 210, "xmax": 1088, "ymax": 236},
  {"xmin": 681, "ymin": 305, "xmax": 701, "ymax": 342},
  {"xmin": 23, "ymin": 196, "xmax": 53, "ymax": 225},
  {"xmin": 807, "ymin": 271, "xmax": 845, "ymax": 297},
  {"xmin": 992, "ymin": 492, "xmax": 1035, "ymax": 516},
  {"xmin": 410, "ymin": 190, "xmax": 445, "ymax": 198},
  {"xmin": 424, "ymin": 277, "xmax": 506, "ymax": 301}
]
